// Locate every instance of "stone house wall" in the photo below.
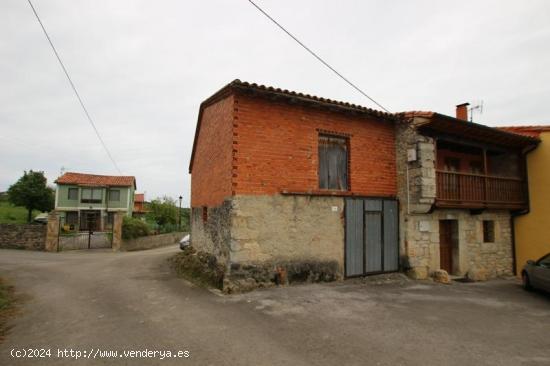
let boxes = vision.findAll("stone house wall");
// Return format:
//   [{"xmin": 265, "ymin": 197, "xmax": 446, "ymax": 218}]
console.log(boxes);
[
  {"xmin": 0, "ymin": 224, "xmax": 46, "ymax": 250},
  {"xmin": 191, "ymin": 194, "xmax": 345, "ymax": 276},
  {"xmin": 191, "ymin": 200, "xmax": 233, "ymax": 267},
  {"xmin": 403, "ymin": 210, "xmax": 513, "ymax": 278},
  {"xmin": 395, "ymin": 119, "xmax": 514, "ymax": 279},
  {"xmin": 230, "ymin": 195, "xmax": 344, "ymax": 270}
]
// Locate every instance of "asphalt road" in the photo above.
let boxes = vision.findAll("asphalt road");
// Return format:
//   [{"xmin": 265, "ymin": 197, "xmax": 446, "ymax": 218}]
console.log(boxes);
[{"xmin": 0, "ymin": 246, "xmax": 549, "ymax": 366}]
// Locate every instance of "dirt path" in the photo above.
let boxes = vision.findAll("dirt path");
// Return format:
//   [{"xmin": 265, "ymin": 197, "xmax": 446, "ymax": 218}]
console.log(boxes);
[{"xmin": 0, "ymin": 246, "xmax": 549, "ymax": 365}]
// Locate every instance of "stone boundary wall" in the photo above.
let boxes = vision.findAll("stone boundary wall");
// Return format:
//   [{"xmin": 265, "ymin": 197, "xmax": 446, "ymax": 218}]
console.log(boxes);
[
  {"xmin": 120, "ymin": 232, "xmax": 185, "ymax": 252},
  {"xmin": 0, "ymin": 223, "xmax": 46, "ymax": 250}
]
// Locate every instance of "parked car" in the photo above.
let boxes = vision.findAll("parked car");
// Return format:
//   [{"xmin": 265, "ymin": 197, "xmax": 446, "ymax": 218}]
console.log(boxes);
[
  {"xmin": 522, "ymin": 253, "xmax": 550, "ymax": 292},
  {"xmin": 179, "ymin": 234, "xmax": 190, "ymax": 250},
  {"xmin": 33, "ymin": 213, "xmax": 48, "ymax": 224}
]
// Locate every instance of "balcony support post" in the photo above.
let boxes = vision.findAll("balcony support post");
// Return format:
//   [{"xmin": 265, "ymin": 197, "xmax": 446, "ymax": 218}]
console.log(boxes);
[{"xmin": 483, "ymin": 148, "xmax": 488, "ymax": 203}]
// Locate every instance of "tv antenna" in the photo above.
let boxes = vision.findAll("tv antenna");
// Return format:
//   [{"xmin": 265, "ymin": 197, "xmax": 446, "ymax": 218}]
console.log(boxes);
[{"xmin": 469, "ymin": 100, "xmax": 483, "ymax": 122}]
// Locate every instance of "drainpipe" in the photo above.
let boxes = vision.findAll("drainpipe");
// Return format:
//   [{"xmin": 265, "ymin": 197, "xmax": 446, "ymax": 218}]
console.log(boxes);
[
  {"xmin": 510, "ymin": 143, "xmax": 538, "ymax": 275},
  {"xmin": 105, "ymin": 186, "xmax": 109, "ymax": 231}
]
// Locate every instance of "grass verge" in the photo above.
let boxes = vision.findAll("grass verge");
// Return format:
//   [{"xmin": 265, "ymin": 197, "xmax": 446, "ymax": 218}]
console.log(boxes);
[
  {"xmin": 0, "ymin": 201, "xmax": 42, "ymax": 224},
  {"xmin": 0, "ymin": 277, "xmax": 16, "ymax": 343}
]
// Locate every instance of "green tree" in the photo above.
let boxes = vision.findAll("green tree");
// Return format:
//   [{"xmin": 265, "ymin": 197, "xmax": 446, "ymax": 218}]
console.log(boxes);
[
  {"xmin": 7, "ymin": 170, "xmax": 54, "ymax": 223},
  {"xmin": 146, "ymin": 196, "xmax": 178, "ymax": 227}
]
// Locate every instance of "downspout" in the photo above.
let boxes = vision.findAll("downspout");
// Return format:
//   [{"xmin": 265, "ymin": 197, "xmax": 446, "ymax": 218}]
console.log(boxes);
[
  {"xmin": 510, "ymin": 143, "xmax": 538, "ymax": 275},
  {"xmin": 106, "ymin": 186, "xmax": 109, "ymax": 231}
]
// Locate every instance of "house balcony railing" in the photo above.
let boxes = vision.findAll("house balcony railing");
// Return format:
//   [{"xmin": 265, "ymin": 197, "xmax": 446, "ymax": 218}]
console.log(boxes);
[{"xmin": 436, "ymin": 170, "xmax": 527, "ymax": 209}]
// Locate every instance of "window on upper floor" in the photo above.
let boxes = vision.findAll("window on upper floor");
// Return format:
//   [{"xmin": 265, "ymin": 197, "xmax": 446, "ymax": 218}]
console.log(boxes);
[
  {"xmin": 470, "ymin": 161, "xmax": 483, "ymax": 175},
  {"xmin": 81, "ymin": 188, "xmax": 102, "ymax": 204},
  {"xmin": 318, "ymin": 134, "xmax": 348, "ymax": 191},
  {"xmin": 483, "ymin": 220, "xmax": 495, "ymax": 243},
  {"xmin": 68, "ymin": 188, "xmax": 78, "ymax": 200},
  {"xmin": 444, "ymin": 157, "xmax": 460, "ymax": 172},
  {"xmin": 109, "ymin": 190, "xmax": 120, "ymax": 201}
]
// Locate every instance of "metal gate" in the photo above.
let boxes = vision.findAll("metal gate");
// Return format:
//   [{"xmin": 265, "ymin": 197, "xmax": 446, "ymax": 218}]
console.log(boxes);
[
  {"xmin": 57, "ymin": 212, "xmax": 113, "ymax": 251},
  {"xmin": 345, "ymin": 198, "xmax": 399, "ymax": 277}
]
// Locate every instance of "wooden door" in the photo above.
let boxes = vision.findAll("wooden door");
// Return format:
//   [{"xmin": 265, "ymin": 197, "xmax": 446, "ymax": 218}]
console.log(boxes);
[
  {"xmin": 80, "ymin": 211, "xmax": 100, "ymax": 232},
  {"xmin": 439, "ymin": 220, "xmax": 453, "ymax": 273}
]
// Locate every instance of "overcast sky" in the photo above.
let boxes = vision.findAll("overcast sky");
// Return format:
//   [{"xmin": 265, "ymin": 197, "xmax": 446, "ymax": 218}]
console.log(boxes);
[{"xmin": 1, "ymin": 0, "xmax": 549, "ymax": 206}]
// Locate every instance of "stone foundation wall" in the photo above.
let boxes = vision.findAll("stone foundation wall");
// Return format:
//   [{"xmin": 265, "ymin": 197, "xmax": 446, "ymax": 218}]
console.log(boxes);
[
  {"xmin": 404, "ymin": 209, "xmax": 513, "ymax": 278},
  {"xmin": 191, "ymin": 194, "xmax": 346, "ymax": 277},
  {"xmin": 230, "ymin": 194, "xmax": 345, "ymax": 273},
  {"xmin": 0, "ymin": 224, "xmax": 46, "ymax": 250},
  {"xmin": 191, "ymin": 200, "xmax": 233, "ymax": 268}
]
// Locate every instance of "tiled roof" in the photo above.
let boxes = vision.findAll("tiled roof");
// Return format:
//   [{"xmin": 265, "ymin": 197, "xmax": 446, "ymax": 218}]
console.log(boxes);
[
  {"xmin": 134, "ymin": 193, "xmax": 145, "ymax": 203},
  {"xmin": 189, "ymin": 79, "xmax": 396, "ymax": 173},
  {"xmin": 498, "ymin": 125, "xmax": 550, "ymax": 138},
  {"xmin": 400, "ymin": 112, "xmax": 540, "ymax": 148},
  {"xmin": 56, "ymin": 172, "xmax": 136, "ymax": 188},
  {"xmin": 397, "ymin": 111, "xmax": 435, "ymax": 119},
  {"xmin": 228, "ymin": 80, "xmax": 394, "ymax": 119}
]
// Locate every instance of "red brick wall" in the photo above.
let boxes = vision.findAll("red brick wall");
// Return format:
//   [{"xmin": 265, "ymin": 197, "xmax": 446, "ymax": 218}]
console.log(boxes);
[
  {"xmin": 232, "ymin": 93, "xmax": 396, "ymax": 196},
  {"xmin": 191, "ymin": 95, "xmax": 235, "ymax": 207}
]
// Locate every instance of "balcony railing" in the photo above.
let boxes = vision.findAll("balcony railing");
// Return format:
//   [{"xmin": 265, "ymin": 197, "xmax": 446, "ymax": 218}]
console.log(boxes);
[{"xmin": 436, "ymin": 170, "xmax": 526, "ymax": 209}]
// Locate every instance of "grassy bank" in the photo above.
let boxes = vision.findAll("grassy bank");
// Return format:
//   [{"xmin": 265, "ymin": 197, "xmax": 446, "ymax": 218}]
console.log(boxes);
[
  {"xmin": 0, "ymin": 201, "xmax": 42, "ymax": 224},
  {"xmin": 0, "ymin": 278, "xmax": 15, "ymax": 342}
]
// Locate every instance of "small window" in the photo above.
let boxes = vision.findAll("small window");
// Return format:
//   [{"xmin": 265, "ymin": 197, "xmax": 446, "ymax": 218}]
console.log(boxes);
[
  {"xmin": 202, "ymin": 206, "xmax": 208, "ymax": 223},
  {"xmin": 68, "ymin": 188, "xmax": 78, "ymax": 200},
  {"xmin": 318, "ymin": 134, "xmax": 348, "ymax": 190},
  {"xmin": 444, "ymin": 157, "xmax": 460, "ymax": 172},
  {"xmin": 81, "ymin": 188, "xmax": 103, "ymax": 203},
  {"xmin": 470, "ymin": 161, "xmax": 483, "ymax": 175},
  {"xmin": 66, "ymin": 211, "xmax": 78, "ymax": 225},
  {"xmin": 483, "ymin": 220, "xmax": 495, "ymax": 243},
  {"xmin": 109, "ymin": 190, "xmax": 120, "ymax": 201}
]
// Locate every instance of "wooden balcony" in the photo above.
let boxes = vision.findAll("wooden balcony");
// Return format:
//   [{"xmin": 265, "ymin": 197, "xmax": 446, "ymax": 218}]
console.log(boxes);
[{"xmin": 436, "ymin": 170, "xmax": 527, "ymax": 210}]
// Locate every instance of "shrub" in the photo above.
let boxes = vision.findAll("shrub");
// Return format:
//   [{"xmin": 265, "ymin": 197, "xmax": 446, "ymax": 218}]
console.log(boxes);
[{"xmin": 122, "ymin": 217, "xmax": 150, "ymax": 240}]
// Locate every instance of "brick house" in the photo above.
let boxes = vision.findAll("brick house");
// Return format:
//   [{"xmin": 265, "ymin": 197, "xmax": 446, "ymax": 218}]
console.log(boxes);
[
  {"xmin": 190, "ymin": 80, "xmax": 399, "ymax": 282},
  {"xmin": 189, "ymin": 80, "xmax": 539, "ymax": 284}
]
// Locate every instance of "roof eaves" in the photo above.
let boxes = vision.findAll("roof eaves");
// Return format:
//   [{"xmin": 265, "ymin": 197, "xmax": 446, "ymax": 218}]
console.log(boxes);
[{"xmin": 189, "ymin": 79, "xmax": 396, "ymax": 174}]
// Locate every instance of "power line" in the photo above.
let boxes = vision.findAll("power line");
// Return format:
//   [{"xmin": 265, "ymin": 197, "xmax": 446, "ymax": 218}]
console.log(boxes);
[
  {"xmin": 26, "ymin": 0, "xmax": 123, "ymax": 174},
  {"xmin": 247, "ymin": 0, "xmax": 390, "ymax": 113}
]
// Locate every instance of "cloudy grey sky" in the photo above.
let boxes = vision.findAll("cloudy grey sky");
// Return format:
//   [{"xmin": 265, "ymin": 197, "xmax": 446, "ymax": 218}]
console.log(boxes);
[{"xmin": 1, "ymin": 0, "xmax": 549, "ymax": 206}]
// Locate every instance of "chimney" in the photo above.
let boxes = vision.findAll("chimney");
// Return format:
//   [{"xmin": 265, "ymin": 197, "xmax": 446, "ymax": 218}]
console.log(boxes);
[{"xmin": 456, "ymin": 102, "xmax": 470, "ymax": 121}]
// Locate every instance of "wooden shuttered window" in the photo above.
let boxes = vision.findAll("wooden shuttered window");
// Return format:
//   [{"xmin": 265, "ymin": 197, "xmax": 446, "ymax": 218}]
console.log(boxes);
[{"xmin": 318, "ymin": 134, "xmax": 348, "ymax": 190}]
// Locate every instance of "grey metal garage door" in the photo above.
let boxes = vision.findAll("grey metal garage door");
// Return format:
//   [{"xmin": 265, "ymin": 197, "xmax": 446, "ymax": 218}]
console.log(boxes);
[{"xmin": 345, "ymin": 198, "xmax": 399, "ymax": 277}]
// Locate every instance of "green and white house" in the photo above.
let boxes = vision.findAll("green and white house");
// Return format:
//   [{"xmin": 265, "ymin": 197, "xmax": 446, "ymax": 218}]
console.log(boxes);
[{"xmin": 54, "ymin": 172, "xmax": 136, "ymax": 231}]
